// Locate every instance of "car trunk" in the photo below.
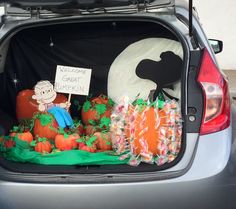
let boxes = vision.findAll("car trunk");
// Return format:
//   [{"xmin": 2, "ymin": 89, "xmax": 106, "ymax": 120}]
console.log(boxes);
[{"xmin": 0, "ymin": 18, "xmax": 187, "ymax": 174}]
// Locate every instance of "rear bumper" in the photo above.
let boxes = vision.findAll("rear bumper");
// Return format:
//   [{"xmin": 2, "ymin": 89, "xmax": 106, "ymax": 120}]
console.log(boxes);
[
  {"xmin": 0, "ymin": 177, "xmax": 233, "ymax": 209},
  {"xmin": 0, "ymin": 126, "xmax": 233, "ymax": 209}
]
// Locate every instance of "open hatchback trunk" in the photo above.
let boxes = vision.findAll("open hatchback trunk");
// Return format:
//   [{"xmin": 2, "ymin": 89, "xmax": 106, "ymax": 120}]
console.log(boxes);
[{"xmin": 0, "ymin": 0, "xmax": 189, "ymax": 175}]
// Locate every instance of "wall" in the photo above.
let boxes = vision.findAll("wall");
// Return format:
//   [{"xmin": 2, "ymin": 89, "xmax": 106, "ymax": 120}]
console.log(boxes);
[{"xmin": 194, "ymin": 0, "xmax": 236, "ymax": 70}]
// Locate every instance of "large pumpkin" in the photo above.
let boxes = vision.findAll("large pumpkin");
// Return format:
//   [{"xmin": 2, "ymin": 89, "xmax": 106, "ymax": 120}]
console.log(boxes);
[
  {"xmin": 81, "ymin": 95, "xmax": 114, "ymax": 125},
  {"xmin": 16, "ymin": 89, "xmax": 67, "ymax": 121},
  {"xmin": 33, "ymin": 113, "xmax": 58, "ymax": 140}
]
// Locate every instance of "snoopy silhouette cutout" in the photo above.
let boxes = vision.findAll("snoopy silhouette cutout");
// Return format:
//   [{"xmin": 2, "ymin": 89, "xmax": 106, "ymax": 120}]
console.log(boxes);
[{"xmin": 136, "ymin": 51, "xmax": 183, "ymax": 101}]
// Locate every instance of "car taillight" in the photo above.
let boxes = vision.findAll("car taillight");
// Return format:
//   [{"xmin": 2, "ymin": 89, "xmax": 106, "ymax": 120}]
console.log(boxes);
[{"xmin": 197, "ymin": 49, "xmax": 230, "ymax": 135}]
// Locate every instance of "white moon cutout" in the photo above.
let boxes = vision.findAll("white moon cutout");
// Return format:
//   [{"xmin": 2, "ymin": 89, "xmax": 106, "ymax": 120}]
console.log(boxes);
[{"xmin": 108, "ymin": 38, "xmax": 183, "ymax": 103}]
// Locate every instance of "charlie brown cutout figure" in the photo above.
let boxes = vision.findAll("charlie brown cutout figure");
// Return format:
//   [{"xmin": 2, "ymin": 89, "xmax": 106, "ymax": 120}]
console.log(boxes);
[{"xmin": 32, "ymin": 80, "xmax": 74, "ymax": 128}]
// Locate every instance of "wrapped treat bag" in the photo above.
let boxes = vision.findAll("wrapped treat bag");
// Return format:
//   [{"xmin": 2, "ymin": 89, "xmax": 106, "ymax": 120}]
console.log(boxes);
[
  {"xmin": 110, "ymin": 96, "xmax": 131, "ymax": 155},
  {"xmin": 155, "ymin": 100, "xmax": 183, "ymax": 166},
  {"xmin": 110, "ymin": 96, "xmax": 183, "ymax": 166}
]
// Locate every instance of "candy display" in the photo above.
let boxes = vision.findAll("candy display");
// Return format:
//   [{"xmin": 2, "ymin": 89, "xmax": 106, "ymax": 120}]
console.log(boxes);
[
  {"xmin": 110, "ymin": 96, "xmax": 182, "ymax": 166},
  {"xmin": 0, "ymin": 22, "xmax": 186, "ymax": 170},
  {"xmin": 0, "ymin": 82, "xmax": 182, "ymax": 167}
]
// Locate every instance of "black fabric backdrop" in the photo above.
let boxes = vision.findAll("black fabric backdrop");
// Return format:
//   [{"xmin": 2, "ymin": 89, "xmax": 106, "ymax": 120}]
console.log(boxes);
[{"xmin": 0, "ymin": 21, "xmax": 181, "ymax": 119}]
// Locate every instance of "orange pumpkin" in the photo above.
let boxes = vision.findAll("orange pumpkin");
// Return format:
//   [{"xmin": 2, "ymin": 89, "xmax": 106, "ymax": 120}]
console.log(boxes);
[
  {"xmin": 85, "ymin": 125, "xmax": 100, "ymax": 136},
  {"xmin": 94, "ymin": 132, "xmax": 112, "ymax": 151},
  {"xmin": 35, "ymin": 141, "xmax": 52, "ymax": 153},
  {"xmin": 55, "ymin": 134, "xmax": 79, "ymax": 151},
  {"xmin": 65, "ymin": 122, "xmax": 85, "ymax": 136},
  {"xmin": 80, "ymin": 145, "xmax": 96, "ymax": 153},
  {"xmin": 10, "ymin": 131, "xmax": 33, "ymax": 143},
  {"xmin": 33, "ymin": 113, "xmax": 58, "ymax": 140},
  {"xmin": 4, "ymin": 139, "xmax": 15, "ymax": 148},
  {"xmin": 0, "ymin": 136, "xmax": 4, "ymax": 144},
  {"xmin": 16, "ymin": 89, "xmax": 67, "ymax": 121},
  {"xmin": 77, "ymin": 135, "xmax": 97, "ymax": 152},
  {"xmin": 81, "ymin": 95, "xmax": 113, "ymax": 125},
  {"xmin": 77, "ymin": 123, "xmax": 85, "ymax": 136},
  {"xmin": 82, "ymin": 109, "xmax": 111, "ymax": 125},
  {"xmin": 111, "ymin": 104, "xmax": 168, "ymax": 156},
  {"xmin": 128, "ymin": 107, "xmax": 167, "ymax": 155}
]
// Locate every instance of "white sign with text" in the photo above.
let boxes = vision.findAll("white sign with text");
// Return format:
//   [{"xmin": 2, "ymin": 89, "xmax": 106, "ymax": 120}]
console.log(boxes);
[{"xmin": 54, "ymin": 65, "xmax": 92, "ymax": 96}]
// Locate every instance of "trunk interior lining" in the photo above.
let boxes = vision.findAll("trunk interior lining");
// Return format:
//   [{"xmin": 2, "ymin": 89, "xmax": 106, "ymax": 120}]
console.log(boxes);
[{"xmin": 0, "ymin": 19, "xmax": 186, "ymax": 174}]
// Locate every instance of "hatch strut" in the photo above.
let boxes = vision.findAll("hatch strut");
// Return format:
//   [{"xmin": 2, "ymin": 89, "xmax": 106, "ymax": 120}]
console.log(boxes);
[{"xmin": 189, "ymin": 0, "xmax": 193, "ymax": 37}]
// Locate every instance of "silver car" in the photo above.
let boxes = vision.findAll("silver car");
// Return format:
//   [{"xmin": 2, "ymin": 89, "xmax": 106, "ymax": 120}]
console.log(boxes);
[{"xmin": 0, "ymin": 0, "xmax": 234, "ymax": 209}]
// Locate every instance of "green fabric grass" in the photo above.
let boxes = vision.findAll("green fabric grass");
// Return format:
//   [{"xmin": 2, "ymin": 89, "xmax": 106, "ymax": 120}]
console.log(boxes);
[{"xmin": 1, "ymin": 138, "xmax": 128, "ymax": 166}]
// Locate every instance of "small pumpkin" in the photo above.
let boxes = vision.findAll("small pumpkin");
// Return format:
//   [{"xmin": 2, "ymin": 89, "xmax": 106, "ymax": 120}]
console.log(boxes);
[
  {"xmin": 85, "ymin": 125, "xmax": 99, "ymax": 136},
  {"xmin": 32, "ymin": 138, "xmax": 52, "ymax": 153},
  {"xmin": 33, "ymin": 112, "xmax": 58, "ymax": 140},
  {"xmin": 10, "ymin": 131, "xmax": 33, "ymax": 143},
  {"xmin": 55, "ymin": 133, "xmax": 79, "ymax": 151},
  {"xmin": 4, "ymin": 138, "xmax": 15, "ymax": 148},
  {"xmin": 77, "ymin": 123, "xmax": 85, "ymax": 136},
  {"xmin": 35, "ymin": 141, "xmax": 52, "ymax": 153},
  {"xmin": 78, "ymin": 142, "xmax": 86, "ymax": 149},
  {"xmin": 79, "ymin": 145, "xmax": 96, "ymax": 153},
  {"xmin": 94, "ymin": 132, "xmax": 112, "ymax": 151},
  {"xmin": 0, "ymin": 136, "xmax": 4, "ymax": 144},
  {"xmin": 68, "ymin": 120, "xmax": 85, "ymax": 136},
  {"xmin": 81, "ymin": 95, "xmax": 114, "ymax": 125},
  {"xmin": 77, "ymin": 135, "xmax": 97, "ymax": 152}
]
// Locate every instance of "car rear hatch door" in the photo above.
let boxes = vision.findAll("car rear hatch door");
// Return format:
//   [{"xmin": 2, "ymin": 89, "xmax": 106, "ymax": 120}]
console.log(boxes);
[
  {"xmin": 3, "ymin": 0, "xmax": 175, "ymax": 8},
  {"xmin": 3, "ymin": 0, "xmax": 175, "ymax": 14},
  {"xmin": 0, "ymin": 0, "xmax": 201, "ymax": 182}
]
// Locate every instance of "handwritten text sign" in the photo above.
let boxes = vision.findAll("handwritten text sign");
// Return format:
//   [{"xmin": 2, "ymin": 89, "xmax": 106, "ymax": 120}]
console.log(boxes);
[{"xmin": 54, "ymin": 65, "xmax": 92, "ymax": 96}]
